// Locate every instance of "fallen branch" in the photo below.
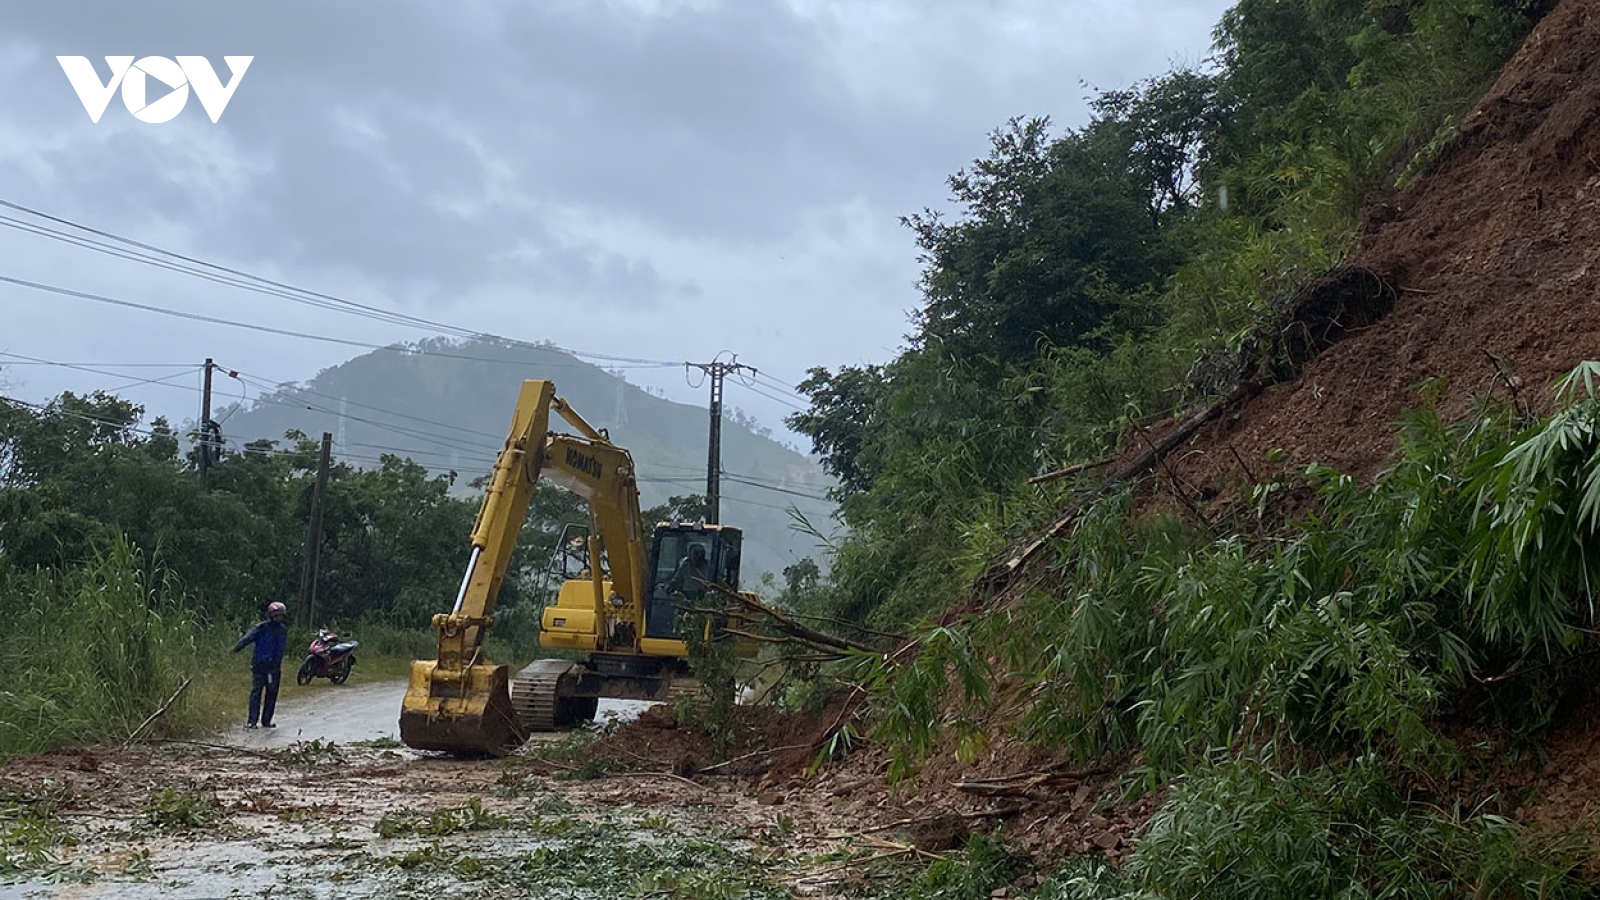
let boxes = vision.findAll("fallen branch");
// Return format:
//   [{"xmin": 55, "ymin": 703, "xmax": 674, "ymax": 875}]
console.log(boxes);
[
  {"xmin": 982, "ymin": 378, "xmax": 1265, "ymax": 595},
  {"xmin": 1028, "ymin": 457, "xmax": 1114, "ymax": 485},
  {"xmin": 1134, "ymin": 420, "xmax": 1212, "ymax": 528},
  {"xmin": 140, "ymin": 739, "xmax": 281, "ymax": 761},
  {"xmin": 696, "ymin": 742, "xmax": 814, "ymax": 775},
  {"xmin": 706, "ymin": 585, "xmax": 890, "ymax": 655},
  {"xmin": 123, "ymin": 677, "xmax": 192, "ymax": 749},
  {"xmin": 523, "ymin": 750, "xmax": 610, "ymax": 774},
  {"xmin": 795, "ymin": 850, "xmax": 916, "ymax": 884},
  {"xmin": 956, "ymin": 762, "xmax": 1118, "ymax": 786},
  {"xmin": 844, "ymin": 805, "xmax": 1024, "ymax": 837},
  {"xmin": 860, "ymin": 833, "xmax": 949, "ymax": 862},
  {"xmin": 1484, "ymin": 350, "xmax": 1530, "ymax": 420},
  {"xmin": 607, "ymin": 771, "xmax": 709, "ymax": 792},
  {"xmin": 781, "ymin": 611, "xmax": 908, "ymax": 642},
  {"xmin": 1227, "ymin": 443, "xmax": 1257, "ymax": 483},
  {"xmin": 951, "ymin": 761, "xmax": 1120, "ymax": 800}
]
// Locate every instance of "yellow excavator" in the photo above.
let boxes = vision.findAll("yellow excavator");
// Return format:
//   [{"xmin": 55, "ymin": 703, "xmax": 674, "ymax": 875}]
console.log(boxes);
[{"xmin": 398, "ymin": 379, "xmax": 754, "ymax": 755}]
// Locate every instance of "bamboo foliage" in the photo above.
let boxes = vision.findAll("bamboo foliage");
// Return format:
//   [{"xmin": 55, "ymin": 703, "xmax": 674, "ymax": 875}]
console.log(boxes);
[{"xmin": 876, "ymin": 364, "xmax": 1600, "ymax": 783}]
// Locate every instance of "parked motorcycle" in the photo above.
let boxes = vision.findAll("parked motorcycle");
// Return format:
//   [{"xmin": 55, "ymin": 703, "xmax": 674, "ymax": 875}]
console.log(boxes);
[{"xmin": 296, "ymin": 628, "xmax": 359, "ymax": 685}]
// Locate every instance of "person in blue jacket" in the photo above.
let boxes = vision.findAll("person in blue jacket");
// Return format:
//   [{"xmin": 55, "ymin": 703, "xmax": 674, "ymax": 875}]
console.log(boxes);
[{"xmin": 233, "ymin": 601, "xmax": 289, "ymax": 729}]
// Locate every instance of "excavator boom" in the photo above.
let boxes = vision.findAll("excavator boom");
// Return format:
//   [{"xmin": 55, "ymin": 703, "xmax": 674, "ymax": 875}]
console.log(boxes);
[
  {"xmin": 398, "ymin": 380, "xmax": 654, "ymax": 755},
  {"xmin": 400, "ymin": 380, "xmax": 560, "ymax": 754}
]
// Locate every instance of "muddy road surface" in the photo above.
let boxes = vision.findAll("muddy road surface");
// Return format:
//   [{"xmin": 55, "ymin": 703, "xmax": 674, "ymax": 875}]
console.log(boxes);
[
  {"xmin": 0, "ymin": 683, "xmax": 874, "ymax": 899},
  {"xmin": 221, "ymin": 680, "xmax": 655, "ymax": 750}
]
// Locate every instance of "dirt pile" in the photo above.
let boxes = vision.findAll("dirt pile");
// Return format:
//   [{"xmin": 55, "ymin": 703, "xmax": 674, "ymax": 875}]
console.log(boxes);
[
  {"xmin": 1173, "ymin": 0, "xmax": 1600, "ymax": 492},
  {"xmin": 585, "ymin": 697, "xmax": 1157, "ymax": 869}
]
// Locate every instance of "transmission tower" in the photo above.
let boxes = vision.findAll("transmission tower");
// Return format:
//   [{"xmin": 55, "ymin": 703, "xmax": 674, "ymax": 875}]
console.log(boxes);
[{"xmin": 613, "ymin": 380, "xmax": 629, "ymax": 427}]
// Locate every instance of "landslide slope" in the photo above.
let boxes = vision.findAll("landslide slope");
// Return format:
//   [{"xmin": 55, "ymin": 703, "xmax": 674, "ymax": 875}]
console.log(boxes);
[{"xmin": 1177, "ymin": 0, "xmax": 1600, "ymax": 490}]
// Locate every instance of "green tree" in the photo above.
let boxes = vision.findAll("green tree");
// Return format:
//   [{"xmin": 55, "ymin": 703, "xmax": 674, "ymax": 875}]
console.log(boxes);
[
  {"xmin": 642, "ymin": 492, "xmax": 710, "ymax": 524},
  {"xmin": 904, "ymin": 116, "xmax": 1176, "ymax": 368}
]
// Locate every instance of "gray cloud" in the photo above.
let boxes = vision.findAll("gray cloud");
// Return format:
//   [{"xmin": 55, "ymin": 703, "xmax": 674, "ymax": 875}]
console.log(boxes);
[{"xmin": 0, "ymin": 0, "xmax": 1233, "ymax": 432}]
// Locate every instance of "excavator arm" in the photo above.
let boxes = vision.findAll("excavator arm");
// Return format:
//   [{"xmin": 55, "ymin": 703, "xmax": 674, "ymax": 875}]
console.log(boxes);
[{"xmin": 398, "ymin": 379, "xmax": 650, "ymax": 755}]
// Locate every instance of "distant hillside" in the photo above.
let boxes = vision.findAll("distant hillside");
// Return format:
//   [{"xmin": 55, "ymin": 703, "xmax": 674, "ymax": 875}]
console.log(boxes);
[{"xmin": 219, "ymin": 336, "xmax": 836, "ymax": 581}]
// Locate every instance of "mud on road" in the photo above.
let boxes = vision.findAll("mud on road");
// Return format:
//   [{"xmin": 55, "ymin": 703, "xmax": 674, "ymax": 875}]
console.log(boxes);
[{"xmin": 0, "ymin": 683, "xmax": 876, "ymax": 899}]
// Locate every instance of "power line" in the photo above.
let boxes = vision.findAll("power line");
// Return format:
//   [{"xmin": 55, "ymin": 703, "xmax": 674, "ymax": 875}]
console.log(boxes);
[
  {"xmin": 646, "ymin": 459, "xmax": 833, "ymax": 493},
  {"xmin": 0, "ymin": 350, "xmax": 499, "ymax": 461},
  {"xmin": 752, "ymin": 370, "xmax": 808, "ymax": 398},
  {"xmin": 0, "ymin": 272, "xmax": 679, "ymax": 372},
  {"xmin": 0, "ymin": 198, "xmax": 682, "ymax": 368},
  {"xmin": 0, "ymin": 273, "xmax": 681, "ymax": 371},
  {"xmin": 239, "ymin": 387, "xmax": 499, "ymax": 458},
  {"xmin": 713, "ymin": 494, "xmax": 798, "ymax": 513},
  {"xmin": 0, "ymin": 352, "xmax": 205, "ymax": 397},
  {"xmin": 0, "ymin": 392, "xmax": 473, "ymax": 472},
  {"xmin": 227, "ymin": 368, "xmax": 507, "ymax": 444},
  {"xmin": 3, "ymin": 388, "xmax": 827, "ymax": 514},
  {"xmin": 0, "ymin": 214, "xmax": 434, "ymax": 332},
  {"xmin": 0, "ymin": 360, "xmax": 197, "ymax": 368},
  {"xmin": 728, "ymin": 378, "xmax": 806, "ymax": 411},
  {"xmin": 105, "ymin": 369, "xmax": 203, "ymax": 393},
  {"xmin": 1, "ymin": 351, "xmax": 678, "ymax": 482},
  {"xmin": 722, "ymin": 475, "xmax": 831, "ymax": 502}
]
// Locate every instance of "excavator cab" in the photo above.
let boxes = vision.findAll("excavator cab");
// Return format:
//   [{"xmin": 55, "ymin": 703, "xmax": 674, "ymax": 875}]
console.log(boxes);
[{"xmin": 643, "ymin": 524, "xmax": 742, "ymax": 641}]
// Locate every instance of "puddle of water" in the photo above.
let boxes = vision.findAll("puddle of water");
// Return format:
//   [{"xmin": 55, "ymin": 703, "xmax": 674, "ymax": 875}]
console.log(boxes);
[
  {"xmin": 218, "ymin": 679, "xmax": 653, "ymax": 752},
  {"xmin": 3, "ymin": 803, "xmax": 782, "ymax": 900}
]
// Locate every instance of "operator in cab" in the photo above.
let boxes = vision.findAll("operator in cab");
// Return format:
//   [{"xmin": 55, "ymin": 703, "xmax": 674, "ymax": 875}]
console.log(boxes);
[{"xmin": 668, "ymin": 544, "xmax": 713, "ymax": 602}]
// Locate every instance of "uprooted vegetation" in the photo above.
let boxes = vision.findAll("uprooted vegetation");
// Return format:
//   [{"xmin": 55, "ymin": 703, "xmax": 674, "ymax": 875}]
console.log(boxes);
[
  {"xmin": 735, "ymin": 0, "xmax": 1600, "ymax": 892},
  {"xmin": 810, "ymin": 366, "xmax": 1591, "ymax": 889}
]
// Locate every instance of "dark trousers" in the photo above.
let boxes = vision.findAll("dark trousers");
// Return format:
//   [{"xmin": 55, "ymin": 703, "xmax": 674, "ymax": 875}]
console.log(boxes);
[{"xmin": 248, "ymin": 661, "xmax": 281, "ymax": 725}]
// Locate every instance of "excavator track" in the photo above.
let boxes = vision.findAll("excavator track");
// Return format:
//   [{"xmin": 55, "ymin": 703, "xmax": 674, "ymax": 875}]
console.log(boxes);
[{"xmin": 510, "ymin": 659, "xmax": 578, "ymax": 733}]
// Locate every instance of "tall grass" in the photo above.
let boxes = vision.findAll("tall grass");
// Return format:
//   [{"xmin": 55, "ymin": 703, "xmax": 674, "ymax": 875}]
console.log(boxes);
[
  {"xmin": 859, "ymin": 365, "xmax": 1600, "ymax": 893},
  {"xmin": 0, "ymin": 538, "xmax": 207, "ymax": 760},
  {"xmin": 1067, "ymin": 757, "xmax": 1588, "ymax": 900}
]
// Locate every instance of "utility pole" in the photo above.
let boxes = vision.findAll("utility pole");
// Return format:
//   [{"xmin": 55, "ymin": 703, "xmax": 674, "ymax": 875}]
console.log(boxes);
[
  {"xmin": 687, "ymin": 356, "xmax": 754, "ymax": 525},
  {"xmin": 298, "ymin": 432, "xmax": 333, "ymax": 629},
  {"xmin": 199, "ymin": 358, "xmax": 215, "ymax": 488}
]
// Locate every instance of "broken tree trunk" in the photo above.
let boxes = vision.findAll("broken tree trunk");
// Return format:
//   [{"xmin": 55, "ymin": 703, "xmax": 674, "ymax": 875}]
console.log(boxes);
[
  {"xmin": 981, "ymin": 378, "xmax": 1265, "ymax": 597},
  {"xmin": 706, "ymin": 585, "xmax": 890, "ymax": 655}
]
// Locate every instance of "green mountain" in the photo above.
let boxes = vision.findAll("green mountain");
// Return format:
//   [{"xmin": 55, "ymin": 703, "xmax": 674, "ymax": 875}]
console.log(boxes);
[{"xmin": 219, "ymin": 336, "xmax": 835, "ymax": 581}]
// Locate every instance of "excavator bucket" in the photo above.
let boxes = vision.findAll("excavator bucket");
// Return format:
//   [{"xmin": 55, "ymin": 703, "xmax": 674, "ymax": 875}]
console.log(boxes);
[{"xmin": 399, "ymin": 659, "xmax": 528, "ymax": 756}]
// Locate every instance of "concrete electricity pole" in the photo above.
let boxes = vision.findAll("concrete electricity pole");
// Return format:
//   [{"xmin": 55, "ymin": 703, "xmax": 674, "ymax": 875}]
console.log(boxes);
[
  {"xmin": 197, "ymin": 359, "xmax": 237, "ymax": 488},
  {"xmin": 199, "ymin": 358, "xmax": 215, "ymax": 488},
  {"xmin": 686, "ymin": 356, "xmax": 754, "ymax": 525},
  {"xmin": 298, "ymin": 432, "xmax": 334, "ymax": 629}
]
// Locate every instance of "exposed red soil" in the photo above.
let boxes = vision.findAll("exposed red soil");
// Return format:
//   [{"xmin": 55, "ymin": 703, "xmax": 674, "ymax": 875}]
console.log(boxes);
[
  {"xmin": 591, "ymin": 695, "xmax": 1157, "ymax": 869},
  {"xmin": 1143, "ymin": 0, "xmax": 1600, "ymax": 853},
  {"xmin": 1515, "ymin": 687, "xmax": 1600, "ymax": 867},
  {"xmin": 1170, "ymin": 0, "xmax": 1600, "ymax": 495},
  {"xmin": 602, "ymin": 0, "xmax": 1600, "ymax": 870}
]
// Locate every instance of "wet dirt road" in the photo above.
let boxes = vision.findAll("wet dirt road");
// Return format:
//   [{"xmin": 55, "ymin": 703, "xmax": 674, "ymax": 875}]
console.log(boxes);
[
  {"xmin": 222, "ymin": 679, "xmax": 654, "ymax": 751},
  {"xmin": 0, "ymin": 683, "xmax": 822, "ymax": 900}
]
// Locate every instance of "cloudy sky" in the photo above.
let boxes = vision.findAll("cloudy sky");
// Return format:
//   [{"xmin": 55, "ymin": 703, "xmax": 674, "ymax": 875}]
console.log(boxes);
[{"xmin": 0, "ymin": 0, "xmax": 1231, "ymax": 444}]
